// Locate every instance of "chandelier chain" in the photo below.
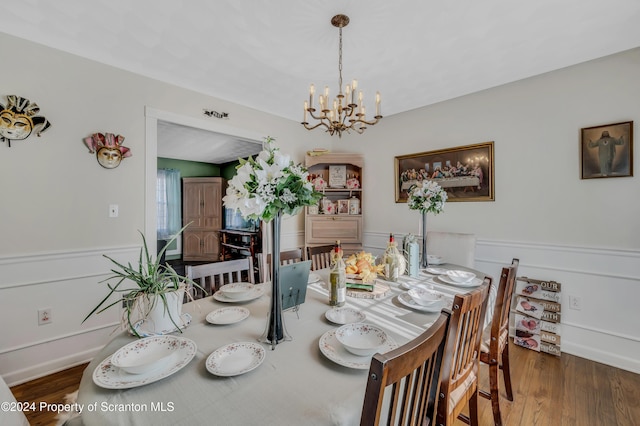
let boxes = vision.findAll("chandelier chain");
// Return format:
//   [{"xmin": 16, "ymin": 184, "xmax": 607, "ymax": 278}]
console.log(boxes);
[{"xmin": 338, "ymin": 27, "xmax": 343, "ymax": 94}]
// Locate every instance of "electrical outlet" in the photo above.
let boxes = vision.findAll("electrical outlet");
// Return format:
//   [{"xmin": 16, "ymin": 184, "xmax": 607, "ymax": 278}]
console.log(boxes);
[
  {"xmin": 109, "ymin": 204, "xmax": 119, "ymax": 218},
  {"xmin": 38, "ymin": 308, "xmax": 52, "ymax": 325},
  {"xmin": 569, "ymin": 295, "xmax": 582, "ymax": 311}
]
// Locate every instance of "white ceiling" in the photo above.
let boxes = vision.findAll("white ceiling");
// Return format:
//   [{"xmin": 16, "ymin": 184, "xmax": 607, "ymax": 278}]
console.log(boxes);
[
  {"xmin": 157, "ymin": 121, "xmax": 262, "ymax": 164},
  {"xmin": 2, "ymin": 0, "xmax": 640, "ymax": 162}
]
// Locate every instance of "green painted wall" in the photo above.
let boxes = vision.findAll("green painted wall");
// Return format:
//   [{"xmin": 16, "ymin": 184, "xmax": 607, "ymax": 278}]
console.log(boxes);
[{"xmin": 157, "ymin": 157, "xmax": 221, "ymax": 177}]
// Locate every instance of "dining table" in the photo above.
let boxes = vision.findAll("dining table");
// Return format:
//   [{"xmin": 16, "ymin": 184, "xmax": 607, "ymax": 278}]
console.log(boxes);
[{"xmin": 74, "ymin": 264, "xmax": 489, "ymax": 426}]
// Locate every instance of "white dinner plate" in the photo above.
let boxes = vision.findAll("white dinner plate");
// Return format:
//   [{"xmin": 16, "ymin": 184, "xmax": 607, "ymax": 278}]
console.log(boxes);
[
  {"xmin": 308, "ymin": 272, "xmax": 322, "ymax": 284},
  {"xmin": 206, "ymin": 307, "xmax": 250, "ymax": 325},
  {"xmin": 325, "ymin": 307, "xmax": 366, "ymax": 325},
  {"xmin": 319, "ymin": 329, "xmax": 398, "ymax": 370},
  {"xmin": 92, "ymin": 337, "xmax": 197, "ymax": 389},
  {"xmin": 423, "ymin": 267, "xmax": 448, "ymax": 275},
  {"xmin": 206, "ymin": 342, "xmax": 266, "ymax": 377},
  {"xmin": 438, "ymin": 274, "xmax": 483, "ymax": 287},
  {"xmin": 397, "ymin": 292, "xmax": 445, "ymax": 313},
  {"xmin": 213, "ymin": 284, "xmax": 266, "ymax": 303},
  {"xmin": 130, "ymin": 313, "xmax": 192, "ymax": 337}
]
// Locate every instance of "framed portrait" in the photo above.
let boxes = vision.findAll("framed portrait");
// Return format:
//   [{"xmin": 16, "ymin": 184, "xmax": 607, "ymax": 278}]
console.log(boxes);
[
  {"xmin": 580, "ymin": 121, "xmax": 633, "ymax": 179},
  {"xmin": 395, "ymin": 142, "xmax": 494, "ymax": 203},
  {"xmin": 337, "ymin": 199, "xmax": 350, "ymax": 215}
]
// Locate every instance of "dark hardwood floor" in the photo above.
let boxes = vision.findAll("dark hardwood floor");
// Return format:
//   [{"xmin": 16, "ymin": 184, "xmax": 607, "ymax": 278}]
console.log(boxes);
[{"xmin": 9, "ymin": 344, "xmax": 640, "ymax": 425}]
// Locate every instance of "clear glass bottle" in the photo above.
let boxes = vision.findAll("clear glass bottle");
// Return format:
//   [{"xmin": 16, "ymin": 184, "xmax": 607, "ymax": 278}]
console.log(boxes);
[
  {"xmin": 383, "ymin": 233, "xmax": 401, "ymax": 282},
  {"xmin": 329, "ymin": 240, "xmax": 346, "ymax": 306}
]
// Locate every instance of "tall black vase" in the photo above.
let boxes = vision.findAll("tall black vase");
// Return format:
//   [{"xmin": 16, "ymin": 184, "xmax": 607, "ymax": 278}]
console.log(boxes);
[
  {"xmin": 259, "ymin": 210, "xmax": 291, "ymax": 349},
  {"xmin": 420, "ymin": 211, "xmax": 429, "ymax": 268}
]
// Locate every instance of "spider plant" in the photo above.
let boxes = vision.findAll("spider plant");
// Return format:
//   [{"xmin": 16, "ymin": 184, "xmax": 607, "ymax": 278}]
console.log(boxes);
[{"xmin": 83, "ymin": 225, "xmax": 205, "ymax": 337}]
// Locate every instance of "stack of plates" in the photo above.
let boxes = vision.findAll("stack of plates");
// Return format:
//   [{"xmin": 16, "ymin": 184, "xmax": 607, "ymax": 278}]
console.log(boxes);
[{"xmin": 319, "ymin": 324, "xmax": 398, "ymax": 369}]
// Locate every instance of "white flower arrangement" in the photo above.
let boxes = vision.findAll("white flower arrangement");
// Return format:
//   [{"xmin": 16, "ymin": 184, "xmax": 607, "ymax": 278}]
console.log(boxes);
[
  {"xmin": 407, "ymin": 179, "xmax": 448, "ymax": 214},
  {"xmin": 223, "ymin": 137, "xmax": 323, "ymax": 222}
]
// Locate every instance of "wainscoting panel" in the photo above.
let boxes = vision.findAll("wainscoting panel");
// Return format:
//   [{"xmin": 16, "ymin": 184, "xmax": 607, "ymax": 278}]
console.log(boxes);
[
  {"xmin": 0, "ymin": 246, "xmax": 140, "ymax": 385},
  {"xmin": 364, "ymin": 232, "xmax": 640, "ymax": 374}
]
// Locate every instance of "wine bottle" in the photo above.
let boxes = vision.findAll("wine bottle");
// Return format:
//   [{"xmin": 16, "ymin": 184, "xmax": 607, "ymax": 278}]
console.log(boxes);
[{"xmin": 329, "ymin": 240, "xmax": 346, "ymax": 306}]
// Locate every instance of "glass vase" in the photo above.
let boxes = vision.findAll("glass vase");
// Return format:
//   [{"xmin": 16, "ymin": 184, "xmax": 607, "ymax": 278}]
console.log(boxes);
[
  {"xmin": 420, "ymin": 211, "xmax": 429, "ymax": 268},
  {"xmin": 259, "ymin": 210, "xmax": 292, "ymax": 349}
]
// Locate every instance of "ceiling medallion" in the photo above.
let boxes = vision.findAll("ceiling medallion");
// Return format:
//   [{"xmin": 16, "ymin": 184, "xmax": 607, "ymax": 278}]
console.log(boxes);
[{"xmin": 301, "ymin": 14, "xmax": 382, "ymax": 137}]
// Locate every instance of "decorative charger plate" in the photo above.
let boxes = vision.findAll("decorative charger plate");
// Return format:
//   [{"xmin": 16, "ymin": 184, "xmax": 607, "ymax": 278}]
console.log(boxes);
[
  {"xmin": 325, "ymin": 307, "xmax": 366, "ymax": 325},
  {"xmin": 206, "ymin": 342, "xmax": 266, "ymax": 377},
  {"xmin": 130, "ymin": 313, "xmax": 192, "ymax": 337},
  {"xmin": 438, "ymin": 274, "xmax": 483, "ymax": 287},
  {"xmin": 397, "ymin": 292, "xmax": 445, "ymax": 313},
  {"xmin": 206, "ymin": 307, "xmax": 250, "ymax": 325},
  {"xmin": 213, "ymin": 285, "xmax": 266, "ymax": 303},
  {"xmin": 319, "ymin": 329, "xmax": 398, "ymax": 370},
  {"xmin": 92, "ymin": 337, "xmax": 197, "ymax": 389}
]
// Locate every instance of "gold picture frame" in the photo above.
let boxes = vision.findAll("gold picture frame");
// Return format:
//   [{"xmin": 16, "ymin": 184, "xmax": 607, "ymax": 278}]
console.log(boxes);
[
  {"xmin": 395, "ymin": 142, "xmax": 494, "ymax": 203},
  {"xmin": 580, "ymin": 121, "xmax": 633, "ymax": 179}
]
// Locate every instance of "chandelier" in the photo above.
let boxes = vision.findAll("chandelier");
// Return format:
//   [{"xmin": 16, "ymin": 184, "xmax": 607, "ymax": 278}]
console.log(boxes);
[{"xmin": 301, "ymin": 14, "xmax": 382, "ymax": 137}]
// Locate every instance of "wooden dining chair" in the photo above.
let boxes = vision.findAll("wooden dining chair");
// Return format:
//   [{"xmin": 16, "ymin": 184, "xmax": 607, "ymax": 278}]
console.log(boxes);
[
  {"xmin": 425, "ymin": 231, "xmax": 476, "ymax": 268},
  {"xmin": 306, "ymin": 244, "xmax": 334, "ymax": 270},
  {"xmin": 436, "ymin": 277, "xmax": 491, "ymax": 426},
  {"xmin": 261, "ymin": 248, "xmax": 305, "ymax": 280},
  {"xmin": 361, "ymin": 310, "xmax": 451, "ymax": 426},
  {"xmin": 479, "ymin": 258, "xmax": 519, "ymax": 426},
  {"xmin": 186, "ymin": 257, "xmax": 254, "ymax": 298}
]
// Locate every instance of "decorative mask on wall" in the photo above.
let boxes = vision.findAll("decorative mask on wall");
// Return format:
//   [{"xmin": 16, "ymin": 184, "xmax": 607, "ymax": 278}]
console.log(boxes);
[
  {"xmin": 84, "ymin": 132, "xmax": 132, "ymax": 169},
  {"xmin": 0, "ymin": 95, "xmax": 52, "ymax": 147}
]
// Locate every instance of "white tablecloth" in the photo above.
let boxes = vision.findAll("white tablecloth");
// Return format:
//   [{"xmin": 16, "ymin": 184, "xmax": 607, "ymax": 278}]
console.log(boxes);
[{"xmin": 76, "ymin": 266, "xmax": 486, "ymax": 426}]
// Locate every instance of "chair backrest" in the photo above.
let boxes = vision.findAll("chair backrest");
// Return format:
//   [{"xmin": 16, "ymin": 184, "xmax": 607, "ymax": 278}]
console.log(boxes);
[
  {"xmin": 262, "ymin": 248, "xmax": 305, "ymax": 280},
  {"xmin": 186, "ymin": 258, "xmax": 254, "ymax": 298},
  {"xmin": 361, "ymin": 311, "xmax": 451, "ymax": 426},
  {"xmin": 436, "ymin": 277, "xmax": 491, "ymax": 425},
  {"xmin": 306, "ymin": 245, "xmax": 334, "ymax": 271},
  {"xmin": 487, "ymin": 259, "xmax": 519, "ymax": 352},
  {"xmin": 425, "ymin": 231, "xmax": 476, "ymax": 268}
]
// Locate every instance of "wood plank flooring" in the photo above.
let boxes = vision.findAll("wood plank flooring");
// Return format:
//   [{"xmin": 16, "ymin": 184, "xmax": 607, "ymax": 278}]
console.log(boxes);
[{"xmin": 8, "ymin": 344, "xmax": 640, "ymax": 425}]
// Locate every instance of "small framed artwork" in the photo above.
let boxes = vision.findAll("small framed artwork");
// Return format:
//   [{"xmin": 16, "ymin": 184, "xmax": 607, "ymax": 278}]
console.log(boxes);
[
  {"xmin": 329, "ymin": 165, "xmax": 346, "ymax": 188},
  {"xmin": 395, "ymin": 142, "xmax": 494, "ymax": 203},
  {"xmin": 580, "ymin": 121, "xmax": 633, "ymax": 179},
  {"xmin": 337, "ymin": 199, "xmax": 350, "ymax": 215}
]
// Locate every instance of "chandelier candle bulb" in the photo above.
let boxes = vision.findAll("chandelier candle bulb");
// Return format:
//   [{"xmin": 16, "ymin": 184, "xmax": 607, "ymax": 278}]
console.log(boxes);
[{"xmin": 309, "ymin": 84, "xmax": 315, "ymax": 105}]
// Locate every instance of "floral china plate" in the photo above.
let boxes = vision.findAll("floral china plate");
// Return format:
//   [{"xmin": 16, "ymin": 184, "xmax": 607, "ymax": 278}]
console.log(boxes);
[
  {"xmin": 398, "ymin": 292, "xmax": 445, "ymax": 313},
  {"xmin": 92, "ymin": 337, "xmax": 197, "ymax": 389},
  {"xmin": 130, "ymin": 313, "xmax": 192, "ymax": 337},
  {"xmin": 319, "ymin": 329, "xmax": 398, "ymax": 370},
  {"xmin": 438, "ymin": 274, "xmax": 483, "ymax": 288},
  {"xmin": 213, "ymin": 284, "xmax": 266, "ymax": 303},
  {"xmin": 206, "ymin": 307, "xmax": 250, "ymax": 325},
  {"xmin": 325, "ymin": 307, "xmax": 366, "ymax": 325},
  {"xmin": 308, "ymin": 273, "xmax": 322, "ymax": 284},
  {"xmin": 423, "ymin": 267, "xmax": 448, "ymax": 275},
  {"xmin": 206, "ymin": 342, "xmax": 265, "ymax": 377}
]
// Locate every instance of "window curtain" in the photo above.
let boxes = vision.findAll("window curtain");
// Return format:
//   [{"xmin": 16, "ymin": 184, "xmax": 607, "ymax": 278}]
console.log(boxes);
[{"xmin": 157, "ymin": 168, "xmax": 182, "ymax": 240}]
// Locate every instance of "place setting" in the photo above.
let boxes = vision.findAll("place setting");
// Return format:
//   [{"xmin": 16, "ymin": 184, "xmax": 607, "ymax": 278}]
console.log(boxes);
[
  {"xmin": 397, "ymin": 285, "xmax": 449, "ymax": 313},
  {"xmin": 92, "ymin": 335, "xmax": 198, "ymax": 389},
  {"xmin": 319, "ymin": 323, "xmax": 398, "ymax": 370},
  {"xmin": 212, "ymin": 282, "xmax": 266, "ymax": 303},
  {"xmin": 437, "ymin": 270, "xmax": 482, "ymax": 287},
  {"xmin": 324, "ymin": 306, "xmax": 366, "ymax": 325}
]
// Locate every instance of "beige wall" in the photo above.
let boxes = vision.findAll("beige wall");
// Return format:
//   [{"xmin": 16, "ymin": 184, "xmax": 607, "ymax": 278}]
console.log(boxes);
[{"xmin": 0, "ymin": 31, "xmax": 638, "ymax": 383}]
